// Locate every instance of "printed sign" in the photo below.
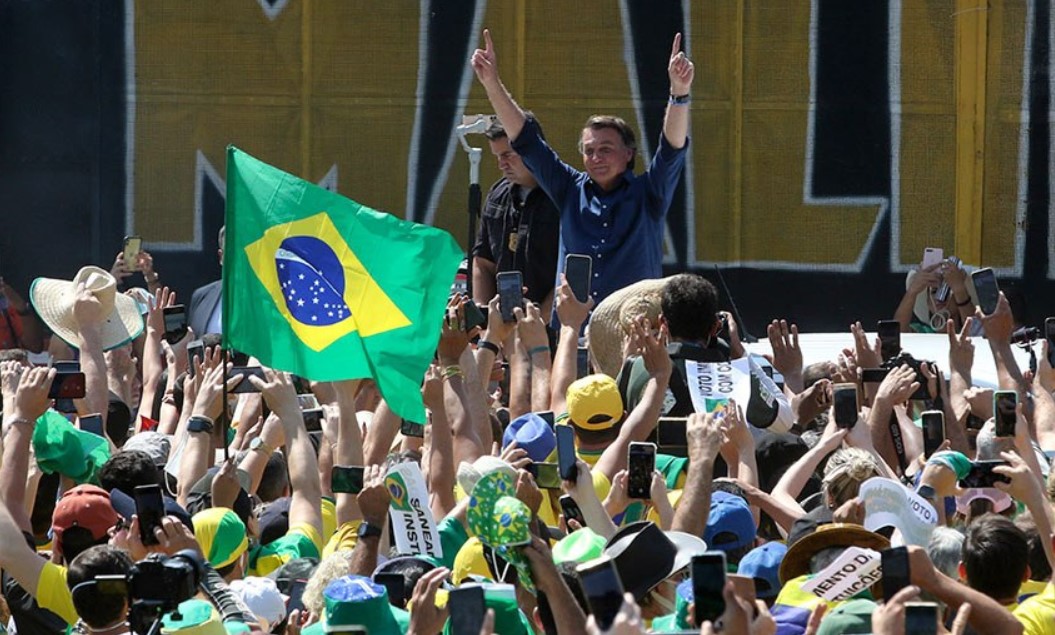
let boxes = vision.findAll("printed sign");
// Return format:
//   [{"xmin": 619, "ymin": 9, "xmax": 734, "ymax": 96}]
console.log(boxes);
[
  {"xmin": 859, "ymin": 477, "xmax": 937, "ymax": 546},
  {"xmin": 802, "ymin": 546, "xmax": 883, "ymax": 602},
  {"xmin": 385, "ymin": 462, "xmax": 443, "ymax": 558},
  {"xmin": 684, "ymin": 356, "xmax": 792, "ymax": 431}
]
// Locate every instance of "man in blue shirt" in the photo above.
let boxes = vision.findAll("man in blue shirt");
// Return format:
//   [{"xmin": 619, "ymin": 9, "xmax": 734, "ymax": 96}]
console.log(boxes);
[{"xmin": 471, "ymin": 29, "xmax": 694, "ymax": 308}]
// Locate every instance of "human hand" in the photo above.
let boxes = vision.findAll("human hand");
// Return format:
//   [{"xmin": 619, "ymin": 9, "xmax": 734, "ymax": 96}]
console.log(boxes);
[
  {"xmin": 498, "ymin": 440, "xmax": 532, "ymax": 470},
  {"xmin": 918, "ymin": 361, "xmax": 941, "ymax": 402},
  {"xmin": 851, "ymin": 321, "xmax": 882, "ymax": 370},
  {"xmin": 514, "ymin": 469, "xmax": 543, "ymax": 515},
  {"xmin": 1036, "ymin": 340, "xmax": 1055, "ymax": 392},
  {"xmin": 687, "ymin": 411, "xmax": 728, "ymax": 464},
  {"xmin": 834, "ymin": 349, "xmax": 860, "ymax": 385},
  {"xmin": 585, "ymin": 593, "xmax": 645, "ymax": 635},
  {"xmin": 248, "ymin": 368, "xmax": 302, "ymax": 423},
  {"xmin": 72, "ymin": 281, "xmax": 106, "ymax": 327},
  {"xmin": 604, "ymin": 470, "xmax": 630, "ymax": 513},
  {"xmin": 993, "ymin": 450, "xmax": 1042, "ymax": 503},
  {"xmin": 110, "ymin": 252, "xmax": 133, "ymax": 282},
  {"xmin": 146, "ymin": 286, "xmax": 177, "ymax": 334},
  {"xmin": 136, "ymin": 250, "xmax": 156, "ymax": 279},
  {"xmin": 211, "ymin": 458, "xmax": 242, "ymax": 509},
  {"xmin": 908, "ymin": 263, "xmax": 942, "ymax": 295},
  {"xmin": 977, "ymin": 292, "xmax": 1014, "ymax": 342},
  {"xmin": 628, "ymin": 317, "xmax": 671, "ymax": 379},
  {"xmin": 483, "ymin": 294, "xmax": 515, "ymax": 345},
  {"xmin": 667, "ymin": 33, "xmax": 695, "ymax": 95},
  {"xmin": 356, "ymin": 464, "xmax": 391, "ymax": 525},
  {"xmin": 719, "ymin": 578, "xmax": 777, "ymax": 635},
  {"xmin": 514, "ymin": 301, "xmax": 549, "ymax": 351},
  {"xmin": 191, "ymin": 347, "xmax": 238, "ymax": 421},
  {"xmin": 150, "ymin": 516, "xmax": 203, "ymax": 558},
  {"xmin": 406, "ymin": 567, "xmax": 450, "ymax": 635},
  {"xmin": 942, "ymin": 260, "xmax": 968, "ymax": 294},
  {"xmin": 1, "ymin": 360, "xmax": 26, "ymax": 405},
  {"xmin": 421, "ymin": 364, "xmax": 444, "ymax": 413},
  {"xmin": 871, "ymin": 585, "xmax": 922, "ymax": 635},
  {"xmin": 720, "ymin": 311, "xmax": 746, "ymax": 360},
  {"xmin": 803, "ymin": 604, "xmax": 828, "ymax": 635},
  {"xmin": 649, "ymin": 469, "xmax": 669, "ymax": 502},
  {"xmin": 9, "ymin": 366, "xmax": 55, "ymax": 423},
  {"xmin": 471, "ymin": 29, "xmax": 500, "ymax": 87},
  {"xmin": 520, "ymin": 534, "xmax": 561, "ymax": 590},
  {"xmin": 792, "ymin": 378, "xmax": 833, "ymax": 426},
  {"xmin": 874, "ymin": 365, "xmax": 919, "ymax": 406},
  {"xmin": 766, "ymin": 319, "xmax": 803, "ymax": 377},
  {"xmin": 831, "ymin": 497, "xmax": 865, "ymax": 525},
  {"xmin": 555, "ymin": 275, "xmax": 593, "ymax": 330},
  {"xmin": 946, "ymin": 318, "xmax": 975, "ymax": 376},
  {"xmin": 437, "ymin": 296, "xmax": 470, "ymax": 364}
]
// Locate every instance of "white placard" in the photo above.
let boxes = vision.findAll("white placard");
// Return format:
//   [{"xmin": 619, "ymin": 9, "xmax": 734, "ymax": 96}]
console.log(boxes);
[
  {"xmin": 801, "ymin": 546, "xmax": 883, "ymax": 602},
  {"xmin": 384, "ymin": 462, "xmax": 443, "ymax": 558},
  {"xmin": 684, "ymin": 356, "xmax": 792, "ymax": 432}
]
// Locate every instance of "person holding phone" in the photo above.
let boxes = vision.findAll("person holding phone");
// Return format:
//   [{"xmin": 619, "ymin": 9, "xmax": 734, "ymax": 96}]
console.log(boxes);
[
  {"xmin": 471, "ymin": 117, "xmax": 561, "ymax": 318},
  {"xmin": 471, "ymin": 28, "xmax": 693, "ymax": 309}
]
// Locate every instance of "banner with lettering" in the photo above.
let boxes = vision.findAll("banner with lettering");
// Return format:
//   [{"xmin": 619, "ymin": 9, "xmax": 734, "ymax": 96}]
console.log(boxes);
[
  {"xmin": 859, "ymin": 477, "xmax": 937, "ymax": 547},
  {"xmin": 802, "ymin": 546, "xmax": 883, "ymax": 602},
  {"xmin": 684, "ymin": 355, "xmax": 792, "ymax": 432},
  {"xmin": 385, "ymin": 462, "xmax": 443, "ymax": 558}
]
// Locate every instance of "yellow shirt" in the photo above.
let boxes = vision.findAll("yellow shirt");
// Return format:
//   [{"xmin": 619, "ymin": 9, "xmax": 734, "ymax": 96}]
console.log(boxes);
[
  {"xmin": 36, "ymin": 562, "xmax": 77, "ymax": 626},
  {"xmin": 1015, "ymin": 584, "xmax": 1055, "ymax": 635}
]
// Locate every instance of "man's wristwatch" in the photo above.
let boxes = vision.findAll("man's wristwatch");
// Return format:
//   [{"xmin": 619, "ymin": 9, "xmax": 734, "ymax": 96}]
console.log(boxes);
[
  {"xmin": 249, "ymin": 437, "xmax": 274, "ymax": 457},
  {"xmin": 187, "ymin": 415, "xmax": 214, "ymax": 434},
  {"xmin": 357, "ymin": 522, "xmax": 383, "ymax": 540}
]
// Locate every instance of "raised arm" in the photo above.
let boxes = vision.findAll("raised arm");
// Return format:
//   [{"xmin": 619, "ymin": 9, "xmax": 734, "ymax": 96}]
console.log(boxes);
[
  {"xmin": 515, "ymin": 302, "xmax": 552, "ymax": 413},
  {"xmin": 1, "ymin": 366, "xmax": 55, "ymax": 533},
  {"xmin": 471, "ymin": 29, "xmax": 526, "ymax": 141},
  {"xmin": 662, "ymin": 33, "xmax": 694, "ymax": 149},
  {"xmin": 421, "ymin": 366, "xmax": 457, "ymax": 519},
  {"xmin": 550, "ymin": 278, "xmax": 592, "ymax": 415},
  {"xmin": 671, "ymin": 412, "xmax": 726, "ymax": 535},
  {"xmin": 137, "ymin": 287, "xmax": 175, "ymax": 423},
  {"xmin": 73, "ymin": 281, "xmax": 114, "ymax": 425},
  {"xmin": 980, "ymin": 293, "xmax": 1030, "ymax": 399}
]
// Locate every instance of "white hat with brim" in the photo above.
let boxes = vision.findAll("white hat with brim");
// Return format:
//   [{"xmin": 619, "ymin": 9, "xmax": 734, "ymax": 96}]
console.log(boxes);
[
  {"xmin": 588, "ymin": 277, "xmax": 671, "ymax": 377},
  {"xmin": 31, "ymin": 266, "xmax": 144, "ymax": 351}
]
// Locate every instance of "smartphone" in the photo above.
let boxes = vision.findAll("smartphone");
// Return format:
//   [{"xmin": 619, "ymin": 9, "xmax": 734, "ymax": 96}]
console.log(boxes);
[
  {"xmin": 463, "ymin": 301, "xmax": 487, "ymax": 332},
  {"xmin": 921, "ymin": 247, "xmax": 944, "ymax": 270},
  {"xmin": 52, "ymin": 360, "xmax": 80, "ymax": 373},
  {"xmin": 904, "ymin": 602, "xmax": 939, "ymax": 635},
  {"xmin": 496, "ymin": 271, "xmax": 523, "ymax": 323},
  {"xmin": 400, "ymin": 418, "xmax": 425, "ymax": 438},
  {"xmin": 727, "ymin": 573, "xmax": 757, "ymax": 607},
  {"xmin": 162, "ymin": 305, "xmax": 188, "ymax": 345},
  {"xmin": 331, "ymin": 466, "xmax": 365, "ymax": 494},
  {"xmin": 448, "ymin": 586, "xmax": 486, "ymax": 635},
  {"xmin": 576, "ymin": 346, "xmax": 591, "ymax": 379},
  {"xmin": 877, "ymin": 320, "xmax": 901, "ymax": 362},
  {"xmin": 578, "ymin": 556, "xmax": 626, "ymax": 631},
  {"xmin": 49, "ymin": 371, "xmax": 86, "ymax": 399},
  {"xmin": 935, "ymin": 256, "xmax": 960, "ymax": 303},
  {"xmin": 301, "ymin": 408, "xmax": 323, "ymax": 433},
  {"xmin": 994, "ymin": 390, "xmax": 1017, "ymax": 437},
  {"xmin": 556, "ymin": 425, "xmax": 577, "ymax": 482},
  {"xmin": 532, "ymin": 463, "xmax": 562, "ymax": 490},
  {"xmin": 627, "ymin": 442, "xmax": 656, "ymax": 499},
  {"xmin": 861, "ymin": 368, "xmax": 889, "ymax": 384},
  {"xmin": 692, "ymin": 553, "xmax": 728, "ymax": 627},
  {"xmin": 537, "ymin": 411, "xmax": 555, "ymax": 428},
  {"xmin": 134, "ymin": 484, "xmax": 165, "ymax": 546},
  {"xmin": 285, "ymin": 578, "xmax": 308, "ymax": 614},
  {"xmin": 959, "ymin": 460, "xmax": 1012, "ymax": 488},
  {"xmin": 229, "ymin": 367, "xmax": 265, "ymax": 393},
  {"xmin": 654, "ymin": 417, "xmax": 688, "ymax": 448},
  {"xmin": 565, "ymin": 254, "xmax": 593, "ymax": 303},
  {"xmin": 79, "ymin": 413, "xmax": 105, "ymax": 437},
  {"xmin": 374, "ymin": 572, "xmax": 406, "ymax": 608},
  {"xmin": 123, "ymin": 235, "xmax": 142, "ymax": 270},
  {"xmin": 881, "ymin": 546, "xmax": 911, "ymax": 600},
  {"xmin": 296, "ymin": 393, "xmax": 320, "ymax": 411},
  {"xmin": 559, "ymin": 495, "xmax": 585, "ymax": 529},
  {"xmin": 832, "ymin": 383, "xmax": 858, "ymax": 429},
  {"xmin": 1046, "ymin": 317, "xmax": 1055, "ymax": 367},
  {"xmin": 971, "ymin": 268, "xmax": 1000, "ymax": 315},
  {"xmin": 186, "ymin": 340, "xmax": 204, "ymax": 378},
  {"xmin": 921, "ymin": 410, "xmax": 945, "ymax": 458}
]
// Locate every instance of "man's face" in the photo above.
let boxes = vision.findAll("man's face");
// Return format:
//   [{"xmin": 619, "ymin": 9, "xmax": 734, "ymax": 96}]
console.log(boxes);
[
  {"xmin": 488, "ymin": 137, "xmax": 536, "ymax": 188},
  {"xmin": 580, "ymin": 126, "xmax": 633, "ymax": 190}
]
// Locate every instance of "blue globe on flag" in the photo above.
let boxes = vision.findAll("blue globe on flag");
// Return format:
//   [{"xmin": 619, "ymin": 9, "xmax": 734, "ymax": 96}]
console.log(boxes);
[{"xmin": 275, "ymin": 236, "xmax": 351, "ymax": 326}]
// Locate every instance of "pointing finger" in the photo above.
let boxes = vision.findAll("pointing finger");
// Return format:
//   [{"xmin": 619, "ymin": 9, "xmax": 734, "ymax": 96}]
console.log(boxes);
[
  {"xmin": 484, "ymin": 29, "xmax": 493, "ymax": 53},
  {"xmin": 671, "ymin": 32, "xmax": 681, "ymax": 58}
]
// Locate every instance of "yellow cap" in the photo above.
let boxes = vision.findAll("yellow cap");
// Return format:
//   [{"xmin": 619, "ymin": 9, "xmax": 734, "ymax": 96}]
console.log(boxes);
[{"xmin": 566, "ymin": 374, "xmax": 623, "ymax": 431}]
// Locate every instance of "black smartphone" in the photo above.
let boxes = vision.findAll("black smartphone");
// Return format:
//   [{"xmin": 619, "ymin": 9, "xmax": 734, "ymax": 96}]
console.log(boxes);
[
  {"xmin": 654, "ymin": 417, "xmax": 688, "ymax": 448},
  {"xmin": 877, "ymin": 320, "xmax": 901, "ymax": 362},
  {"xmin": 994, "ymin": 390, "xmax": 1017, "ymax": 437},
  {"xmin": 134, "ymin": 484, "xmax": 165, "ymax": 546},
  {"xmin": 186, "ymin": 339, "xmax": 204, "ymax": 377},
  {"xmin": 49, "ymin": 371, "xmax": 86, "ymax": 399},
  {"xmin": 692, "ymin": 552, "xmax": 728, "ymax": 627},
  {"xmin": 374, "ymin": 572, "xmax": 406, "ymax": 608},
  {"xmin": 229, "ymin": 366, "xmax": 265, "ymax": 393},
  {"xmin": 331, "ymin": 466, "xmax": 365, "ymax": 494},
  {"xmin": 556, "ymin": 424, "xmax": 577, "ymax": 482},
  {"xmin": 904, "ymin": 602, "xmax": 939, "ymax": 635},
  {"xmin": 286, "ymin": 578, "xmax": 308, "ymax": 614},
  {"xmin": 400, "ymin": 419, "xmax": 425, "ymax": 438},
  {"xmin": 302, "ymin": 408, "xmax": 323, "ymax": 433},
  {"xmin": 559, "ymin": 495, "xmax": 585, "ymax": 529},
  {"xmin": 921, "ymin": 410, "xmax": 945, "ymax": 458},
  {"xmin": 881, "ymin": 546, "xmax": 911, "ymax": 600},
  {"xmin": 496, "ymin": 271, "xmax": 523, "ymax": 323},
  {"xmin": 565, "ymin": 254, "xmax": 593, "ymax": 303},
  {"xmin": 577, "ymin": 556, "xmax": 625, "ymax": 631},
  {"xmin": 162, "ymin": 305, "xmax": 188, "ymax": 345},
  {"xmin": 463, "ymin": 301, "xmax": 487, "ymax": 332},
  {"xmin": 123, "ymin": 235, "xmax": 142, "ymax": 270},
  {"xmin": 971, "ymin": 268, "xmax": 1000, "ymax": 315},
  {"xmin": 537, "ymin": 411, "xmax": 555, "ymax": 428},
  {"xmin": 832, "ymin": 383, "xmax": 858, "ymax": 429},
  {"xmin": 861, "ymin": 368, "xmax": 889, "ymax": 384},
  {"xmin": 79, "ymin": 413, "xmax": 104, "ymax": 437},
  {"xmin": 959, "ymin": 460, "xmax": 1012, "ymax": 489},
  {"xmin": 627, "ymin": 442, "xmax": 656, "ymax": 499},
  {"xmin": 52, "ymin": 360, "xmax": 80, "ymax": 373},
  {"xmin": 1046, "ymin": 318, "xmax": 1055, "ymax": 367},
  {"xmin": 576, "ymin": 346, "xmax": 591, "ymax": 379},
  {"xmin": 532, "ymin": 463, "xmax": 562, "ymax": 490},
  {"xmin": 448, "ymin": 586, "xmax": 486, "ymax": 635}
]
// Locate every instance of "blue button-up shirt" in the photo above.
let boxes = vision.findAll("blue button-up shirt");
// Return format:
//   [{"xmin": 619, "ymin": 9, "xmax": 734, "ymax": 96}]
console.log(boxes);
[{"xmin": 511, "ymin": 117, "xmax": 688, "ymax": 308}]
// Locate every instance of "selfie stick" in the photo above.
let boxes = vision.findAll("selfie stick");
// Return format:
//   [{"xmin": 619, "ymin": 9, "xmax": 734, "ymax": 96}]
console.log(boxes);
[{"xmin": 457, "ymin": 115, "xmax": 491, "ymax": 298}]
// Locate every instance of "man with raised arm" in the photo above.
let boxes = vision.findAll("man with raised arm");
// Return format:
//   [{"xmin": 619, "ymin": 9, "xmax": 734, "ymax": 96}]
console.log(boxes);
[{"xmin": 471, "ymin": 29, "xmax": 694, "ymax": 307}]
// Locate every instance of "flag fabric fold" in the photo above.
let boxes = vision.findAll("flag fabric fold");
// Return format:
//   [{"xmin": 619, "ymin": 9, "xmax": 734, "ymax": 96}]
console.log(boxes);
[{"xmin": 223, "ymin": 146, "xmax": 462, "ymax": 421}]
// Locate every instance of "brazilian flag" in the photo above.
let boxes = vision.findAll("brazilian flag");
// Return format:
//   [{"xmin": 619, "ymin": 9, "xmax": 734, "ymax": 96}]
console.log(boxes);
[{"xmin": 222, "ymin": 147, "xmax": 462, "ymax": 421}]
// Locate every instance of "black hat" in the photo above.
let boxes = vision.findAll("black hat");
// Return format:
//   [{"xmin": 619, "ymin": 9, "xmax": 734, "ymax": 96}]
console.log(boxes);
[{"xmin": 602, "ymin": 521, "xmax": 707, "ymax": 601}]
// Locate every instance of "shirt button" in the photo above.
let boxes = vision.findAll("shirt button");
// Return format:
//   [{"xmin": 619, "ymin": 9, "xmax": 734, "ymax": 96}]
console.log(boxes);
[
  {"xmin": 603, "ymin": 222, "xmax": 608, "ymax": 227},
  {"xmin": 594, "ymin": 273, "xmax": 600, "ymax": 278},
  {"xmin": 597, "ymin": 254, "xmax": 602, "ymax": 259},
  {"xmin": 601, "ymin": 239, "xmax": 605, "ymax": 244}
]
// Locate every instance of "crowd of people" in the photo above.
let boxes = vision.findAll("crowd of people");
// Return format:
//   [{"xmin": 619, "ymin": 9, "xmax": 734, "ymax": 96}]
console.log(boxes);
[{"xmin": 0, "ymin": 25, "xmax": 1051, "ymax": 635}]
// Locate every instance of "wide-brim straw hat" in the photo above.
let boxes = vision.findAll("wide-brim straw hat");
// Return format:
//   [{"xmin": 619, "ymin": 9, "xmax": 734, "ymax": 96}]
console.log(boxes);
[
  {"xmin": 778, "ymin": 523, "xmax": 890, "ymax": 585},
  {"xmin": 588, "ymin": 277, "xmax": 672, "ymax": 377},
  {"xmin": 31, "ymin": 266, "xmax": 144, "ymax": 351}
]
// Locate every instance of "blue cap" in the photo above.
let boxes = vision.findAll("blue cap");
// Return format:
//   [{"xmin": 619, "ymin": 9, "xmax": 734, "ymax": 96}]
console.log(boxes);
[
  {"xmin": 502, "ymin": 413, "xmax": 556, "ymax": 463},
  {"xmin": 703, "ymin": 491, "xmax": 756, "ymax": 553},
  {"xmin": 737, "ymin": 542, "xmax": 787, "ymax": 599}
]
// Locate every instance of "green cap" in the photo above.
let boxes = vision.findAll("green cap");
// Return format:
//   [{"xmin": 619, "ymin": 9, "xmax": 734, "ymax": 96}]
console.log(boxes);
[
  {"xmin": 161, "ymin": 600, "xmax": 225, "ymax": 635},
  {"xmin": 552, "ymin": 528, "xmax": 606, "ymax": 564},
  {"xmin": 32, "ymin": 410, "xmax": 111, "ymax": 485},
  {"xmin": 443, "ymin": 584, "xmax": 533, "ymax": 635},
  {"xmin": 927, "ymin": 451, "xmax": 971, "ymax": 480},
  {"xmin": 816, "ymin": 598, "xmax": 877, "ymax": 635}
]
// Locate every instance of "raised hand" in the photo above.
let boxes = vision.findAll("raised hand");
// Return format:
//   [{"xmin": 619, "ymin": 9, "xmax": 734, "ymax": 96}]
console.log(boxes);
[
  {"xmin": 946, "ymin": 318, "xmax": 974, "ymax": 375},
  {"xmin": 668, "ymin": 33, "xmax": 695, "ymax": 95},
  {"xmin": 471, "ymin": 29, "xmax": 500, "ymax": 87}
]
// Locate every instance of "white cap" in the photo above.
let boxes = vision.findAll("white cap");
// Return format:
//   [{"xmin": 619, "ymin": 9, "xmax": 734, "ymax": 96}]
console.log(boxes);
[{"xmin": 229, "ymin": 577, "xmax": 288, "ymax": 632}]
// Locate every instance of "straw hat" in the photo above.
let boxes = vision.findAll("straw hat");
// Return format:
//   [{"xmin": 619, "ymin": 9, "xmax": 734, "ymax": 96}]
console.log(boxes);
[
  {"xmin": 588, "ymin": 277, "xmax": 671, "ymax": 377},
  {"xmin": 778, "ymin": 523, "xmax": 889, "ymax": 584},
  {"xmin": 30, "ymin": 266, "xmax": 143, "ymax": 351}
]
